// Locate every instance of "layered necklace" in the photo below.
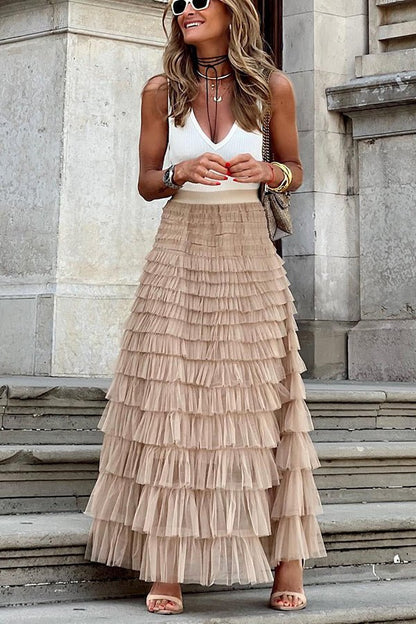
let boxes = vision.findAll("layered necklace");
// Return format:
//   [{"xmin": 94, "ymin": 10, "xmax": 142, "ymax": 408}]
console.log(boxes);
[{"xmin": 196, "ymin": 53, "xmax": 233, "ymax": 143}]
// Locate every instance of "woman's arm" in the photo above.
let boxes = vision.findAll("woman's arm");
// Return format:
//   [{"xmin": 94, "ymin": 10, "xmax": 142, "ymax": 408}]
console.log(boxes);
[
  {"xmin": 268, "ymin": 70, "xmax": 303, "ymax": 192},
  {"xmin": 227, "ymin": 71, "xmax": 303, "ymax": 189},
  {"xmin": 137, "ymin": 75, "xmax": 175, "ymax": 202},
  {"xmin": 138, "ymin": 75, "xmax": 229, "ymax": 202}
]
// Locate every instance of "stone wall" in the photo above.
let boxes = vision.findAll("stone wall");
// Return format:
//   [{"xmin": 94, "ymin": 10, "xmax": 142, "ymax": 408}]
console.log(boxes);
[
  {"xmin": 282, "ymin": 0, "xmax": 367, "ymax": 378},
  {"xmin": 327, "ymin": 0, "xmax": 416, "ymax": 381},
  {"xmin": 0, "ymin": 0, "xmax": 167, "ymax": 376}
]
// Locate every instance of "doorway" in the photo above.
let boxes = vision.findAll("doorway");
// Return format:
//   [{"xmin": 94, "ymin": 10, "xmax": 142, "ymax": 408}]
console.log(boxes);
[
  {"xmin": 252, "ymin": 0, "xmax": 284, "ymax": 255},
  {"xmin": 253, "ymin": 0, "xmax": 283, "ymax": 69}
]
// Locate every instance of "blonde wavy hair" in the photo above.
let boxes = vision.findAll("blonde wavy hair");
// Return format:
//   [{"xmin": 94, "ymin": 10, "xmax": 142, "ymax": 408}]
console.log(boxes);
[{"xmin": 161, "ymin": 0, "xmax": 278, "ymax": 131}]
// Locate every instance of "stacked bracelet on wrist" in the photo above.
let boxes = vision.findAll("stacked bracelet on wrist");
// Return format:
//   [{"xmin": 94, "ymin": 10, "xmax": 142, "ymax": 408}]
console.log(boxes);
[{"xmin": 268, "ymin": 162, "xmax": 293, "ymax": 192}]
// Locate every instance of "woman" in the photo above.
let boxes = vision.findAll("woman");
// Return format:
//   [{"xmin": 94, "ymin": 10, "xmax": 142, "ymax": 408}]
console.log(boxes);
[{"xmin": 84, "ymin": 0, "xmax": 326, "ymax": 615}]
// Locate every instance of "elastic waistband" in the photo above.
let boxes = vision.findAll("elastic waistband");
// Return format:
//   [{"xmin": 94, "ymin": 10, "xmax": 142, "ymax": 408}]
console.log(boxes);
[{"xmin": 172, "ymin": 189, "xmax": 261, "ymax": 205}]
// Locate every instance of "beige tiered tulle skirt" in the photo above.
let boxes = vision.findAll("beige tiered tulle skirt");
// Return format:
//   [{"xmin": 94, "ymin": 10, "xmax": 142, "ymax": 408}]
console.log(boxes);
[{"xmin": 84, "ymin": 190, "xmax": 327, "ymax": 586}]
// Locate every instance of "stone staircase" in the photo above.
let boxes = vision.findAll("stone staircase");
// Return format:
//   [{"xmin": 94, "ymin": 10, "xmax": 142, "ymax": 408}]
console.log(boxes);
[{"xmin": 1, "ymin": 377, "xmax": 416, "ymax": 620}]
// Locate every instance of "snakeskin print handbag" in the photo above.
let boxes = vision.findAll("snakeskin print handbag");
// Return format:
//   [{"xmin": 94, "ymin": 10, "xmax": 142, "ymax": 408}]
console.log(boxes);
[{"xmin": 259, "ymin": 110, "xmax": 293, "ymax": 242}]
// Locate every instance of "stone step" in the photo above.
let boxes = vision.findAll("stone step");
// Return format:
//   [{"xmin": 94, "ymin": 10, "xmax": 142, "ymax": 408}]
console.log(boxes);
[
  {"xmin": 0, "ymin": 445, "xmax": 99, "ymax": 514},
  {"xmin": 1, "ymin": 378, "xmax": 416, "ymax": 445},
  {"xmin": 0, "ymin": 502, "xmax": 415, "ymax": 606},
  {"xmin": 307, "ymin": 382, "xmax": 416, "ymax": 442},
  {"xmin": 1, "ymin": 578, "xmax": 416, "ymax": 624},
  {"xmin": 316, "ymin": 441, "xmax": 416, "ymax": 504},
  {"xmin": 0, "ymin": 379, "xmax": 106, "ymax": 445},
  {"xmin": 1, "ymin": 441, "xmax": 416, "ymax": 514}
]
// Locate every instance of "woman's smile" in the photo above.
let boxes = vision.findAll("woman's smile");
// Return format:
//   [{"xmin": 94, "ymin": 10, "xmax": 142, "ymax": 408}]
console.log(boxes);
[{"xmin": 184, "ymin": 20, "xmax": 204, "ymax": 29}]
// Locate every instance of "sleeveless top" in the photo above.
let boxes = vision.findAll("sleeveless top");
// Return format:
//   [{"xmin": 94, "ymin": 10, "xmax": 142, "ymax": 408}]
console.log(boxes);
[{"xmin": 166, "ymin": 106, "xmax": 263, "ymax": 194}]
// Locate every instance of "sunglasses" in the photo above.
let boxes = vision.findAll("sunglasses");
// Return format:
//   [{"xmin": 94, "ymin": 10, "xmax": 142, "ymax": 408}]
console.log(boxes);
[{"xmin": 171, "ymin": 0, "xmax": 211, "ymax": 17}]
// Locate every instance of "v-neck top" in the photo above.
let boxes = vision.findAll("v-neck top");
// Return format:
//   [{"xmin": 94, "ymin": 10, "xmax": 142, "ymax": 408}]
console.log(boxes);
[{"xmin": 166, "ymin": 108, "xmax": 263, "ymax": 193}]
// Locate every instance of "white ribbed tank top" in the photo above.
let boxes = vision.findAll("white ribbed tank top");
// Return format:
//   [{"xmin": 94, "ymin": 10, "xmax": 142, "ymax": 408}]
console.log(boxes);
[{"xmin": 166, "ymin": 108, "xmax": 263, "ymax": 194}]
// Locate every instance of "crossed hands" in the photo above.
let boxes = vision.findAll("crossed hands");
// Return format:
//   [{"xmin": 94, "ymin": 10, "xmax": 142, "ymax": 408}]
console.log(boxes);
[{"xmin": 173, "ymin": 152, "xmax": 272, "ymax": 187}]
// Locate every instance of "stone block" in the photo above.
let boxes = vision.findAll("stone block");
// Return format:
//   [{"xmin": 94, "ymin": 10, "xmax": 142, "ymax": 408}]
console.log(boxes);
[
  {"xmin": 359, "ymin": 133, "xmax": 416, "ymax": 189},
  {"xmin": 286, "ymin": 70, "xmax": 314, "ymax": 132},
  {"xmin": 315, "ymin": 0, "xmax": 367, "ymax": 17},
  {"xmin": 314, "ymin": 70, "xmax": 352, "ymax": 134},
  {"xmin": 356, "ymin": 49, "xmax": 416, "ymax": 78},
  {"xmin": 0, "ymin": 35, "xmax": 64, "ymax": 282},
  {"xmin": 350, "ymin": 105, "xmax": 416, "ymax": 140},
  {"xmin": 1, "ymin": 430, "xmax": 103, "ymax": 445},
  {"xmin": 297, "ymin": 130, "xmax": 315, "ymax": 193},
  {"xmin": 359, "ymin": 183, "xmax": 416, "ymax": 320},
  {"xmin": 319, "ymin": 486, "xmax": 416, "ymax": 505},
  {"xmin": 316, "ymin": 544, "xmax": 416, "ymax": 568},
  {"xmin": 311, "ymin": 413, "xmax": 377, "ymax": 430},
  {"xmin": 378, "ymin": 415, "xmax": 416, "ymax": 429},
  {"xmin": 312, "ymin": 429, "xmax": 416, "ymax": 442},
  {"xmin": 378, "ymin": 19, "xmax": 416, "ymax": 45},
  {"xmin": 315, "ymin": 130, "xmax": 354, "ymax": 195},
  {"xmin": 282, "ymin": 0, "xmax": 314, "ymax": 17},
  {"xmin": 283, "ymin": 11, "xmax": 314, "ymax": 73},
  {"xmin": 315, "ymin": 256, "xmax": 360, "ymax": 321},
  {"xmin": 297, "ymin": 320, "xmax": 356, "ymax": 380},
  {"xmin": 282, "ymin": 255, "xmax": 315, "ymax": 319},
  {"xmin": 315, "ymin": 13, "xmax": 366, "ymax": 76},
  {"xmin": 2, "ymin": 414, "xmax": 101, "ymax": 431},
  {"xmin": 281, "ymin": 192, "xmax": 316, "ymax": 257},
  {"xmin": 0, "ymin": 479, "xmax": 95, "ymax": 498},
  {"xmin": 349, "ymin": 320, "xmax": 416, "ymax": 381},
  {"xmin": 52, "ymin": 295, "xmax": 133, "ymax": 376},
  {"xmin": 0, "ymin": 0, "xmax": 170, "ymax": 377},
  {"xmin": 0, "ymin": 298, "xmax": 36, "ymax": 375},
  {"xmin": 0, "ymin": 497, "xmax": 81, "ymax": 515},
  {"xmin": 59, "ymin": 34, "xmax": 164, "ymax": 285},
  {"xmin": 33, "ymin": 295, "xmax": 53, "ymax": 375},
  {"xmin": 314, "ymin": 193, "xmax": 359, "ymax": 258},
  {"xmin": 0, "ymin": 578, "xmax": 145, "ymax": 608},
  {"xmin": 68, "ymin": 0, "xmax": 167, "ymax": 46},
  {"xmin": 326, "ymin": 71, "xmax": 416, "ymax": 114},
  {"xmin": 1, "ymin": 561, "xmax": 140, "ymax": 588}
]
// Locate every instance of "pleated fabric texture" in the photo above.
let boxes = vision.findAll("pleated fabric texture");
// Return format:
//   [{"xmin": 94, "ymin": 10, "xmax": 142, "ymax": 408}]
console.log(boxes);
[{"xmin": 84, "ymin": 197, "xmax": 327, "ymax": 586}]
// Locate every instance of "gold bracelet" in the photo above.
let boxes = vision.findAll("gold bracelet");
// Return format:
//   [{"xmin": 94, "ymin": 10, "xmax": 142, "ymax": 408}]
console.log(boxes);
[
  {"xmin": 269, "ymin": 162, "xmax": 292, "ymax": 192},
  {"xmin": 277, "ymin": 163, "xmax": 293, "ymax": 186}
]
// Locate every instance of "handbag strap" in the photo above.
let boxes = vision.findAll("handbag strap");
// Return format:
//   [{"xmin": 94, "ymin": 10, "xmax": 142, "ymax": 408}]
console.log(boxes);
[{"xmin": 262, "ymin": 69, "xmax": 274, "ymax": 164}]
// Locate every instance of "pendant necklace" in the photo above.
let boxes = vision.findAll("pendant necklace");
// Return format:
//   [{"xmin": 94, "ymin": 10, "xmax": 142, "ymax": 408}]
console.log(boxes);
[
  {"xmin": 196, "ymin": 54, "xmax": 233, "ymax": 143},
  {"xmin": 196, "ymin": 69, "xmax": 232, "ymax": 102}
]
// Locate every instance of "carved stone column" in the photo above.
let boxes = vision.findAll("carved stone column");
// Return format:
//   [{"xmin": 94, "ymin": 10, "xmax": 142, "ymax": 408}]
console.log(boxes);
[
  {"xmin": 0, "ymin": 0, "xmax": 166, "ymax": 376},
  {"xmin": 281, "ymin": 0, "xmax": 367, "ymax": 378},
  {"xmin": 326, "ymin": 0, "xmax": 416, "ymax": 381}
]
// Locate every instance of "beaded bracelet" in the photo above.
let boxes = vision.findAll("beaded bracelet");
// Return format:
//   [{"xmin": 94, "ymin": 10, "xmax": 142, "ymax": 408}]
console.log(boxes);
[{"xmin": 265, "ymin": 163, "xmax": 277, "ymax": 185}]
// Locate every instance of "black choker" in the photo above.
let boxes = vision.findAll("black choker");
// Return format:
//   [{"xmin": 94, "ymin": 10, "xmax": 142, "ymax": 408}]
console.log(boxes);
[{"xmin": 196, "ymin": 54, "xmax": 231, "ymax": 143}]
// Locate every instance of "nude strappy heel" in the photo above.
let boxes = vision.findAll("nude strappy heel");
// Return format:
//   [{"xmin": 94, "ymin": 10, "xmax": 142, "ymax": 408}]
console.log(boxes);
[
  {"xmin": 146, "ymin": 593, "xmax": 184, "ymax": 615},
  {"xmin": 269, "ymin": 559, "xmax": 307, "ymax": 611}
]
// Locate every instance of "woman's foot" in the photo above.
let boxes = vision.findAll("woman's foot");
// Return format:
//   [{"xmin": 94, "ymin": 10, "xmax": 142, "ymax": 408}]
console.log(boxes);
[
  {"xmin": 147, "ymin": 581, "xmax": 183, "ymax": 613},
  {"xmin": 270, "ymin": 560, "xmax": 306, "ymax": 609}
]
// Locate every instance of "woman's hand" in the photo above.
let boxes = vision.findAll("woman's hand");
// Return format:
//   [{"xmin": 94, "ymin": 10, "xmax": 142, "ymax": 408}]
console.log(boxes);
[
  {"xmin": 174, "ymin": 153, "xmax": 229, "ymax": 186},
  {"xmin": 227, "ymin": 154, "xmax": 284, "ymax": 185}
]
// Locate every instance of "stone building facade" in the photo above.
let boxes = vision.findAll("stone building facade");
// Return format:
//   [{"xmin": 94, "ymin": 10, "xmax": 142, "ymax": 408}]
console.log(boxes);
[{"xmin": 0, "ymin": 0, "xmax": 415, "ymax": 380}]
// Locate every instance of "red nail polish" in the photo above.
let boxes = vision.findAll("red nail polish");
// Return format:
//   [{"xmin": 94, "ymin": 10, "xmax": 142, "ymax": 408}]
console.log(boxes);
[
  {"xmin": 215, "ymin": 182, "xmax": 221, "ymax": 185},
  {"xmin": 225, "ymin": 162, "xmax": 230, "ymax": 167},
  {"xmin": 233, "ymin": 178, "xmax": 239, "ymax": 182}
]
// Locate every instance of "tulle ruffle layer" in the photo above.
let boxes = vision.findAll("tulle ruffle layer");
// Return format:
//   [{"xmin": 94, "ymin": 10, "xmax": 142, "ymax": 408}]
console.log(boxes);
[
  {"xmin": 84, "ymin": 198, "xmax": 326, "ymax": 584},
  {"xmin": 85, "ymin": 518, "xmax": 274, "ymax": 585}
]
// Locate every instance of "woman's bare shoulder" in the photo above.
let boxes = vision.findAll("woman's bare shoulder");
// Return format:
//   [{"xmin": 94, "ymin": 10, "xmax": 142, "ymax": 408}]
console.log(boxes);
[
  {"xmin": 142, "ymin": 73, "xmax": 168, "ymax": 94},
  {"xmin": 268, "ymin": 69, "xmax": 295, "ymax": 100},
  {"xmin": 141, "ymin": 74, "xmax": 168, "ymax": 118}
]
